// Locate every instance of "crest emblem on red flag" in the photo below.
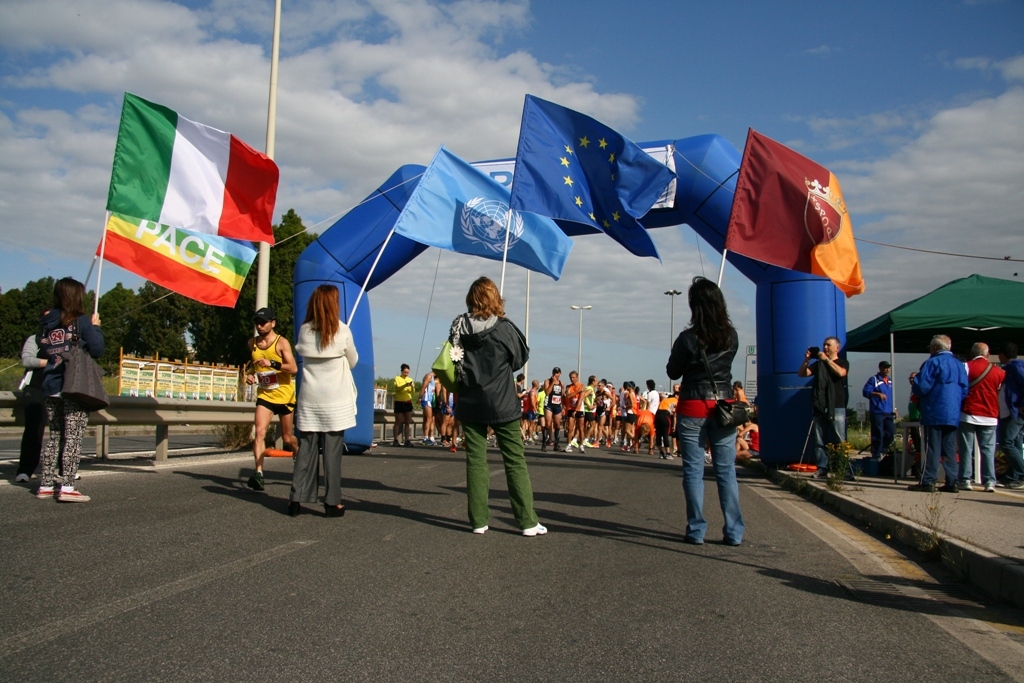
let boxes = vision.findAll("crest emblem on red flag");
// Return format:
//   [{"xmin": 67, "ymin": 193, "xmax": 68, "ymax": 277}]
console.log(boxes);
[{"xmin": 804, "ymin": 178, "xmax": 846, "ymax": 245}]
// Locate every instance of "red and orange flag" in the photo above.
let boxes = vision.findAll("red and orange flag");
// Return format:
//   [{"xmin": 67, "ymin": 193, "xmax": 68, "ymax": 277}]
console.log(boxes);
[{"xmin": 725, "ymin": 129, "xmax": 865, "ymax": 297}]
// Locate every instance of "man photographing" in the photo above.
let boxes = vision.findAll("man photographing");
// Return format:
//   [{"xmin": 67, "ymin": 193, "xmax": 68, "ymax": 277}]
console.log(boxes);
[{"xmin": 799, "ymin": 336, "xmax": 849, "ymax": 478}]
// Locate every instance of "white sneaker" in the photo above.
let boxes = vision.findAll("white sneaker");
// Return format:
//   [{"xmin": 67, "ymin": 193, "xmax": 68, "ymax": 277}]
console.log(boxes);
[
  {"xmin": 985, "ymin": 482, "xmax": 996, "ymax": 492},
  {"xmin": 14, "ymin": 473, "xmax": 30, "ymax": 483},
  {"xmin": 960, "ymin": 481, "xmax": 973, "ymax": 491},
  {"xmin": 472, "ymin": 526, "xmax": 488, "ymax": 534},
  {"xmin": 522, "ymin": 523, "xmax": 547, "ymax": 537},
  {"xmin": 564, "ymin": 444, "xmax": 574, "ymax": 452}
]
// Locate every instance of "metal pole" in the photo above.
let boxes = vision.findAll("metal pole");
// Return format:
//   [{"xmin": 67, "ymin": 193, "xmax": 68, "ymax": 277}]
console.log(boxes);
[
  {"xmin": 570, "ymin": 305, "xmax": 591, "ymax": 376},
  {"xmin": 255, "ymin": 0, "xmax": 281, "ymax": 312},
  {"xmin": 665, "ymin": 289, "xmax": 682, "ymax": 351}
]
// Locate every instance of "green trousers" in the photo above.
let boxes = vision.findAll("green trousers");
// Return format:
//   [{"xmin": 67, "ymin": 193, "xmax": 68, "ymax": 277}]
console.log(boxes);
[{"xmin": 463, "ymin": 419, "xmax": 538, "ymax": 530}]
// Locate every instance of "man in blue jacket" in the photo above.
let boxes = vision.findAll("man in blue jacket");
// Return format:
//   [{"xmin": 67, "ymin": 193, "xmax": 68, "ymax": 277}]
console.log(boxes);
[
  {"xmin": 862, "ymin": 361, "xmax": 895, "ymax": 460},
  {"xmin": 998, "ymin": 342, "xmax": 1024, "ymax": 488},
  {"xmin": 908, "ymin": 335, "xmax": 969, "ymax": 493}
]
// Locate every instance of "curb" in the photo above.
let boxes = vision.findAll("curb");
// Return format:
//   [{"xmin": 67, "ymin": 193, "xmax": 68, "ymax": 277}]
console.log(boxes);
[{"xmin": 750, "ymin": 462, "xmax": 1024, "ymax": 610}]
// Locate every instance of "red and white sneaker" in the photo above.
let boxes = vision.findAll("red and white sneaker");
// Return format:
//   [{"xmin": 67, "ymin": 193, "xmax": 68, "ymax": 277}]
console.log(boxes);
[
  {"xmin": 36, "ymin": 486, "xmax": 55, "ymax": 500},
  {"xmin": 57, "ymin": 488, "xmax": 91, "ymax": 503}
]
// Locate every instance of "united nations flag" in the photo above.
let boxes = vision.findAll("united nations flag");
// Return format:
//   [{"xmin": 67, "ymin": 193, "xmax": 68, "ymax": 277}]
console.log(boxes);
[{"xmin": 392, "ymin": 146, "xmax": 572, "ymax": 280}]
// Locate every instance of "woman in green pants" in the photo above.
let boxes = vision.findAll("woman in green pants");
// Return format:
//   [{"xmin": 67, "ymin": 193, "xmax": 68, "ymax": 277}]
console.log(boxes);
[{"xmin": 448, "ymin": 277, "xmax": 546, "ymax": 536}]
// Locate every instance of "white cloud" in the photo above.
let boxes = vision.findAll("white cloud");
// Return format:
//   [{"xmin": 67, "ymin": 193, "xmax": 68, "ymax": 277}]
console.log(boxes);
[
  {"xmin": 840, "ymin": 87, "xmax": 1024, "ymax": 326},
  {"xmin": 0, "ymin": 0, "xmax": 640, "ymax": 262}
]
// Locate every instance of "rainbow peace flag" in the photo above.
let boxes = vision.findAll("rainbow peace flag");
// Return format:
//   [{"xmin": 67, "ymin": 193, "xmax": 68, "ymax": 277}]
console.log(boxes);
[{"xmin": 101, "ymin": 212, "xmax": 257, "ymax": 307}]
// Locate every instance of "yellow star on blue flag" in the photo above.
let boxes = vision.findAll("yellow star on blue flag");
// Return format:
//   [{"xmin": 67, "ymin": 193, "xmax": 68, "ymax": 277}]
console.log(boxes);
[{"xmin": 508, "ymin": 95, "xmax": 675, "ymax": 259}]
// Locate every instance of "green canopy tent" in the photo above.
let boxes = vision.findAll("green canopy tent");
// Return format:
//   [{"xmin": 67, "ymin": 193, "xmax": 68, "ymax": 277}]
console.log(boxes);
[{"xmin": 846, "ymin": 274, "xmax": 1024, "ymax": 355}]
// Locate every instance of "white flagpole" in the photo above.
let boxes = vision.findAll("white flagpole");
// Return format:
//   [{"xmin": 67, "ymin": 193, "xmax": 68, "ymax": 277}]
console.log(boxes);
[
  {"xmin": 347, "ymin": 226, "xmax": 395, "ymax": 326},
  {"xmin": 499, "ymin": 206, "xmax": 514, "ymax": 295},
  {"xmin": 524, "ymin": 269, "xmax": 530, "ymax": 383},
  {"xmin": 255, "ymin": 0, "xmax": 281, "ymax": 313},
  {"xmin": 83, "ymin": 255, "xmax": 98, "ymax": 292},
  {"xmin": 716, "ymin": 248, "xmax": 728, "ymax": 287},
  {"xmin": 93, "ymin": 211, "xmax": 111, "ymax": 315}
]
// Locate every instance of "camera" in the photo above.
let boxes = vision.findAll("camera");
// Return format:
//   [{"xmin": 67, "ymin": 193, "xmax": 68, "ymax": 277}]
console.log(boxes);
[{"xmin": 808, "ymin": 346, "xmax": 820, "ymax": 356}]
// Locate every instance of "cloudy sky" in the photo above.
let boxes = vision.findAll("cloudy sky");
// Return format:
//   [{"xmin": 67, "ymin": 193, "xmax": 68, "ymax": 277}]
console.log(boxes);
[{"xmin": 2, "ymin": 0, "xmax": 1022, "ymax": 408}]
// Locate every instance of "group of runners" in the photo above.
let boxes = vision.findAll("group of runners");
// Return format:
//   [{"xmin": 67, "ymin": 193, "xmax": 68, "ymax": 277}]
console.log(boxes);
[
  {"xmin": 391, "ymin": 364, "xmax": 756, "ymax": 460},
  {"xmin": 519, "ymin": 368, "xmax": 681, "ymax": 458}
]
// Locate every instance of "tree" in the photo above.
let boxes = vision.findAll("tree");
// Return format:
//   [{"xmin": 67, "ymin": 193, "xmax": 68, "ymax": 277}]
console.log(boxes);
[
  {"xmin": 0, "ymin": 277, "xmax": 54, "ymax": 358},
  {"xmin": 188, "ymin": 209, "xmax": 315, "ymax": 365},
  {"xmin": 126, "ymin": 283, "xmax": 190, "ymax": 360},
  {"xmin": 97, "ymin": 283, "xmax": 138, "ymax": 372}
]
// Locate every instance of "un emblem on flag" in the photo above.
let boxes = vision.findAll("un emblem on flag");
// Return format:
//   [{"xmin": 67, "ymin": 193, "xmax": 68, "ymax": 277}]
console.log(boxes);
[
  {"xmin": 804, "ymin": 178, "xmax": 846, "ymax": 245},
  {"xmin": 461, "ymin": 197, "xmax": 524, "ymax": 253}
]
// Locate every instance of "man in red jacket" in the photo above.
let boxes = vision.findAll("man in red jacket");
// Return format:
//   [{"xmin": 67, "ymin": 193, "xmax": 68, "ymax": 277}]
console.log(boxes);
[{"xmin": 958, "ymin": 342, "xmax": 1005, "ymax": 492}]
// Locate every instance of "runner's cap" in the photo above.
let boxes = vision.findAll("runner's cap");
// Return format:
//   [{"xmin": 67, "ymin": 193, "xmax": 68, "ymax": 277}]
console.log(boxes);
[{"xmin": 254, "ymin": 307, "xmax": 276, "ymax": 322}]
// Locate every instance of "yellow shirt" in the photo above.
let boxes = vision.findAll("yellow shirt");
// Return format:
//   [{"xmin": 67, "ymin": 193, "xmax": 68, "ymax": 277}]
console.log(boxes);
[
  {"xmin": 251, "ymin": 336, "xmax": 295, "ymax": 405},
  {"xmin": 393, "ymin": 375, "xmax": 415, "ymax": 402}
]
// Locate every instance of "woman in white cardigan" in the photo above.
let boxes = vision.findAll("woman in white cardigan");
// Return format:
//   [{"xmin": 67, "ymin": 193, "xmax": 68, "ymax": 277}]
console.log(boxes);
[{"xmin": 289, "ymin": 284, "xmax": 359, "ymax": 517}]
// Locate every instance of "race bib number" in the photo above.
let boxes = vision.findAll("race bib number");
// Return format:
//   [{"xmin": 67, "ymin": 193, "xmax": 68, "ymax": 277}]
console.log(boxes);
[
  {"xmin": 550, "ymin": 394, "xmax": 561, "ymax": 405},
  {"xmin": 257, "ymin": 370, "xmax": 279, "ymax": 391}
]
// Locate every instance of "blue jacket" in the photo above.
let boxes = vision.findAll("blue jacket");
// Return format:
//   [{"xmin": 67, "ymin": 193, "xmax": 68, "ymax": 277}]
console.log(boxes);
[
  {"xmin": 1004, "ymin": 359, "xmax": 1024, "ymax": 420},
  {"xmin": 39, "ymin": 309, "xmax": 105, "ymax": 396},
  {"xmin": 862, "ymin": 373, "xmax": 893, "ymax": 414},
  {"xmin": 912, "ymin": 351, "xmax": 968, "ymax": 427}
]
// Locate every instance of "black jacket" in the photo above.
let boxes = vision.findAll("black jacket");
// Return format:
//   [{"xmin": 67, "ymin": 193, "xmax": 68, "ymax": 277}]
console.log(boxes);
[
  {"xmin": 450, "ymin": 314, "xmax": 529, "ymax": 425},
  {"xmin": 666, "ymin": 328, "xmax": 738, "ymax": 401}
]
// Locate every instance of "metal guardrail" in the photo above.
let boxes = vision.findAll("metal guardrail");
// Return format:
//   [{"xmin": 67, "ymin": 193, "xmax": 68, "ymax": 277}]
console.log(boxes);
[{"xmin": 1, "ymin": 391, "xmax": 416, "ymax": 461}]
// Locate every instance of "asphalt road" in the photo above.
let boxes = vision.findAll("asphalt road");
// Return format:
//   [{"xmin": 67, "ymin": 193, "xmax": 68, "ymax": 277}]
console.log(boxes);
[{"xmin": 2, "ymin": 445, "xmax": 1023, "ymax": 682}]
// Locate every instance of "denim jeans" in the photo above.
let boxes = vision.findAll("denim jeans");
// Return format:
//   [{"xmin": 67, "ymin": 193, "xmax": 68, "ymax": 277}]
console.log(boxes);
[
  {"xmin": 812, "ymin": 408, "xmax": 847, "ymax": 471},
  {"xmin": 869, "ymin": 412, "xmax": 895, "ymax": 458},
  {"xmin": 1000, "ymin": 415, "xmax": 1024, "ymax": 482},
  {"xmin": 922, "ymin": 424, "xmax": 958, "ymax": 486},
  {"xmin": 957, "ymin": 422, "xmax": 996, "ymax": 485},
  {"xmin": 677, "ymin": 415, "xmax": 744, "ymax": 544}
]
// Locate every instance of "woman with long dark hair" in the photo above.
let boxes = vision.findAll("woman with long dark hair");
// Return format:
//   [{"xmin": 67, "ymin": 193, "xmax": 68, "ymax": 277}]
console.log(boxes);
[
  {"xmin": 289, "ymin": 284, "xmax": 358, "ymax": 517},
  {"xmin": 450, "ymin": 277, "xmax": 545, "ymax": 536},
  {"xmin": 36, "ymin": 277, "xmax": 104, "ymax": 502},
  {"xmin": 666, "ymin": 277, "xmax": 744, "ymax": 545}
]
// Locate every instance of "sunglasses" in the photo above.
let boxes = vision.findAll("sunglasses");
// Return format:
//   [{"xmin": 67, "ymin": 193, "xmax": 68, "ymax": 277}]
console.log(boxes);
[{"xmin": 255, "ymin": 319, "xmax": 272, "ymax": 325}]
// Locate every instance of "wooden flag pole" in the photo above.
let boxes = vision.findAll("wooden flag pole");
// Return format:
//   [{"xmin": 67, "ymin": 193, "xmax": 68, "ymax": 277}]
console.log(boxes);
[
  {"xmin": 93, "ymin": 211, "xmax": 111, "ymax": 315},
  {"xmin": 499, "ymin": 206, "xmax": 514, "ymax": 296}
]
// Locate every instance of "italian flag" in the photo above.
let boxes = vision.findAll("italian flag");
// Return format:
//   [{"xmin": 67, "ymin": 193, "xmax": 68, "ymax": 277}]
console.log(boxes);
[{"xmin": 106, "ymin": 93, "xmax": 279, "ymax": 244}]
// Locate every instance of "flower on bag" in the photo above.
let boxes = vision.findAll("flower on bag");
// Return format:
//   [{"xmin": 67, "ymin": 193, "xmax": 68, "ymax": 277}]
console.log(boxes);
[{"xmin": 449, "ymin": 345, "xmax": 464, "ymax": 363}]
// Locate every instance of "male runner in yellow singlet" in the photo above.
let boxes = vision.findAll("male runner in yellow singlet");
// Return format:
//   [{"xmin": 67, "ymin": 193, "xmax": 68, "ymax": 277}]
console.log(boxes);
[{"xmin": 244, "ymin": 307, "xmax": 298, "ymax": 491}]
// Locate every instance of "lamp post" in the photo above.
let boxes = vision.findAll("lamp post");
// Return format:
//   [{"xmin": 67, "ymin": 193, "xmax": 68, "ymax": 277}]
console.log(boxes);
[
  {"xmin": 570, "ymin": 305, "xmax": 592, "ymax": 377},
  {"xmin": 665, "ymin": 289, "xmax": 682, "ymax": 350}
]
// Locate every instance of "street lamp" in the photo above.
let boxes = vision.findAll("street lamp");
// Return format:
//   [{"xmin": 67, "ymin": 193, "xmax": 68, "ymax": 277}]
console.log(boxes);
[
  {"xmin": 570, "ymin": 305, "xmax": 592, "ymax": 377},
  {"xmin": 665, "ymin": 289, "xmax": 682, "ymax": 349}
]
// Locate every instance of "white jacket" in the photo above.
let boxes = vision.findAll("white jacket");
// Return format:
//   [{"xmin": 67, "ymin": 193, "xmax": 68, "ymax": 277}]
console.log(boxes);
[{"xmin": 294, "ymin": 321, "xmax": 359, "ymax": 432}]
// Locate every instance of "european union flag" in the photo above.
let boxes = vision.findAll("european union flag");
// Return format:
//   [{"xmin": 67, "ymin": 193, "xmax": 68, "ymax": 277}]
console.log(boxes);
[
  {"xmin": 509, "ymin": 95, "xmax": 675, "ymax": 260},
  {"xmin": 393, "ymin": 146, "xmax": 572, "ymax": 280}
]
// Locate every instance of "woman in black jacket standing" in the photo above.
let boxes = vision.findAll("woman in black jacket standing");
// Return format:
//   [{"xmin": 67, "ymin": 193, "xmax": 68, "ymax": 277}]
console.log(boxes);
[
  {"xmin": 36, "ymin": 277, "xmax": 104, "ymax": 503},
  {"xmin": 666, "ymin": 277, "xmax": 744, "ymax": 545},
  {"xmin": 449, "ymin": 277, "xmax": 545, "ymax": 536}
]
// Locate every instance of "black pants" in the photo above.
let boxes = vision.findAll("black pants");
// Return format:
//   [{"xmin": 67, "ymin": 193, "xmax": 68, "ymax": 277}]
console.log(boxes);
[
  {"xmin": 655, "ymin": 410, "xmax": 673, "ymax": 449},
  {"xmin": 17, "ymin": 388, "xmax": 47, "ymax": 477}
]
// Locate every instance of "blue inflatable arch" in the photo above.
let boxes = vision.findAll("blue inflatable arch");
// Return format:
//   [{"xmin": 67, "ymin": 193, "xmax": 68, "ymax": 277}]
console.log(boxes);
[{"xmin": 293, "ymin": 134, "xmax": 846, "ymax": 463}]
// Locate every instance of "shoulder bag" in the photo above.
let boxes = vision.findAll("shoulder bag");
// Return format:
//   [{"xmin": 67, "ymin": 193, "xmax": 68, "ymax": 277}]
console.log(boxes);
[
  {"xmin": 61, "ymin": 346, "xmax": 109, "ymax": 411},
  {"xmin": 698, "ymin": 346, "xmax": 747, "ymax": 429}
]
